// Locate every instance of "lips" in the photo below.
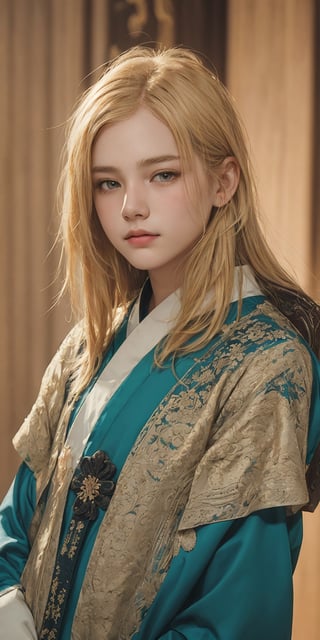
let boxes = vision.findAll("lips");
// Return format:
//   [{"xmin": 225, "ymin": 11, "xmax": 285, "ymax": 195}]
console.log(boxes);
[
  {"xmin": 125, "ymin": 229, "xmax": 159, "ymax": 247},
  {"xmin": 125, "ymin": 229, "xmax": 158, "ymax": 239}
]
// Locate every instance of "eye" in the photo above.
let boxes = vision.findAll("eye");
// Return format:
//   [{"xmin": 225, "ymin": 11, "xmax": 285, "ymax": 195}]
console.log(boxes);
[
  {"xmin": 152, "ymin": 171, "xmax": 179, "ymax": 183},
  {"xmin": 95, "ymin": 179, "xmax": 121, "ymax": 191}
]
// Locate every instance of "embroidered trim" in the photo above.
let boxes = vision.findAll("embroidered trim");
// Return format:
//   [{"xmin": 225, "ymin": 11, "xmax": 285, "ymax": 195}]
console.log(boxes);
[
  {"xmin": 18, "ymin": 300, "xmax": 315, "ymax": 637},
  {"xmin": 39, "ymin": 450, "xmax": 116, "ymax": 639}
]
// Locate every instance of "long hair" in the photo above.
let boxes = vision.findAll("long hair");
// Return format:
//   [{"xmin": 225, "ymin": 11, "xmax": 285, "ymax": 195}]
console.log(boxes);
[{"xmin": 58, "ymin": 45, "xmax": 306, "ymax": 395}]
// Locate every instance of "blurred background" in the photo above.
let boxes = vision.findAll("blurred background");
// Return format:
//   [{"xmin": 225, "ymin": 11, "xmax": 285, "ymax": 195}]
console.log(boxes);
[{"xmin": 1, "ymin": 0, "xmax": 319, "ymax": 637}]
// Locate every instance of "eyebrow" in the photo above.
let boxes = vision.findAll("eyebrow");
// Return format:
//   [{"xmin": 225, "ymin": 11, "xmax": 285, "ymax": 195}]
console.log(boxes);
[{"xmin": 92, "ymin": 155, "xmax": 180, "ymax": 173}]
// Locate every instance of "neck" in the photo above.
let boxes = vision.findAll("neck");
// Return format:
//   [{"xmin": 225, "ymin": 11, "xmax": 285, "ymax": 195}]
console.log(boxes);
[{"xmin": 148, "ymin": 274, "xmax": 181, "ymax": 310}]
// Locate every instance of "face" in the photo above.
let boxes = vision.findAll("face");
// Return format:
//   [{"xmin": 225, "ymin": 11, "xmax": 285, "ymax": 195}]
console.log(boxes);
[{"xmin": 92, "ymin": 106, "xmax": 217, "ymax": 297}]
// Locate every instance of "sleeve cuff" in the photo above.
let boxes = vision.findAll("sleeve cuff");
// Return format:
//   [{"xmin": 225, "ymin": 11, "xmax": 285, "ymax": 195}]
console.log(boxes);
[{"xmin": 0, "ymin": 586, "xmax": 37, "ymax": 639}]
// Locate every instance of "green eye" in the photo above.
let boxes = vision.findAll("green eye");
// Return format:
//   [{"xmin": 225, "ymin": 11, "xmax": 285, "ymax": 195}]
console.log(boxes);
[
  {"xmin": 97, "ymin": 179, "xmax": 120, "ymax": 191},
  {"xmin": 153, "ymin": 171, "xmax": 178, "ymax": 182}
]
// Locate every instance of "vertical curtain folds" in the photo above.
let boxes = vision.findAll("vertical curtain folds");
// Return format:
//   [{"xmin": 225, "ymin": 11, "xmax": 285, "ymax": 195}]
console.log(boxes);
[{"xmin": 226, "ymin": 3, "xmax": 320, "ymax": 638}]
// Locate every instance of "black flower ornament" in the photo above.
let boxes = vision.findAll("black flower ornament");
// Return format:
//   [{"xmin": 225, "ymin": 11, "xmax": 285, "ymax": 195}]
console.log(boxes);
[{"xmin": 70, "ymin": 449, "xmax": 117, "ymax": 521}]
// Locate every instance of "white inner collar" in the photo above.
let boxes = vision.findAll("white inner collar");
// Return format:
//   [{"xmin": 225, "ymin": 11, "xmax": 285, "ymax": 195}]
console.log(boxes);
[
  {"xmin": 127, "ymin": 265, "xmax": 261, "ymax": 336},
  {"xmin": 65, "ymin": 265, "xmax": 262, "ymax": 467}
]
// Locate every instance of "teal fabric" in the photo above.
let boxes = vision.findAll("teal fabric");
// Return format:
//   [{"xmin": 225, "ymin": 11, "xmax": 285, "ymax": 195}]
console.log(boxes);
[
  {"xmin": 0, "ymin": 294, "xmax": 319, "ymax": 639},
  {"xmin": 306, "ymin": 348, "xmax": 320, "ymax": 463},
  {"xmin": 0, "ymin": 463, "xmax": 35, "ymax": 589},
  {"xmin": 135, "ymin": 508, "xmax": 300, "ymax": 639}
]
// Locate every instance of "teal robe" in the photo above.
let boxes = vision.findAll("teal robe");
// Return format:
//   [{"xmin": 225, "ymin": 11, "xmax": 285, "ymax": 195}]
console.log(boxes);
[{"xmin": 1, "ymin": 293, "xmax": 320, "ymax": 639}]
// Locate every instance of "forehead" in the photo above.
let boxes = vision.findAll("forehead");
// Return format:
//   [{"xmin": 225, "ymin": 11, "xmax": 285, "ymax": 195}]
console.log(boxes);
[{"xmin": 92, "ymin": 106, "xmax": 178, "ymax": 165}]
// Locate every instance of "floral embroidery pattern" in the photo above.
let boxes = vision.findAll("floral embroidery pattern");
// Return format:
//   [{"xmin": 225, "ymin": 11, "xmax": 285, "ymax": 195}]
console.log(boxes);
[
  {"xmin": 19, "ymin": 300, "xmax": 315, "ymax": 637},
  {"xmin": 39, "ymin": 450, "xmax": 116, "ymax": 639}
]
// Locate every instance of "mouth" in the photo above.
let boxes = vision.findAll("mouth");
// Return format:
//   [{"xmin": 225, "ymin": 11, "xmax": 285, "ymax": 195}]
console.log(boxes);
[
  {"xmin": 125, "ymin": 229, "xmax": 158, "ymax": 239},
  {"xmin": 125, "ymin": 230, "xmax": 159, "ymax": 247}
]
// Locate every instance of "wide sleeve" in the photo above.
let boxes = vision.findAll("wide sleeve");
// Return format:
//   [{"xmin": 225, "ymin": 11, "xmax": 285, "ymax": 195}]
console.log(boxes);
[
  {"xmin": 137, "ymin": 507, "xmax": 301, "ymax": 640},
  {"xmin": 0, "ymin": 463, "xmax": 36, "ymax": 590},
  {"xmin": 0, "ymin": 324, "xmax": 83, "ymax": 637},
  {"xmin": 0, "ymin": 588, "xmax": 37, "ymax": 640},
  {"xmin": 178, "ymin": 336, "xmax": 315, "ymax": 530},
  {"xmin": 12, "ymin": 323, "xmax": 84, "ymax": 480},
  {"xmin": 0, "ymin": 464, "xmax": 38, "ymax": 639}
]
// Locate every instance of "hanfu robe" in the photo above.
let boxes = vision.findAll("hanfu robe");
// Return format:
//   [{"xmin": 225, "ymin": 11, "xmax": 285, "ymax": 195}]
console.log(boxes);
[{"xmin": 0, "ymin": 266, "xmax": 320, "ymax": 639}]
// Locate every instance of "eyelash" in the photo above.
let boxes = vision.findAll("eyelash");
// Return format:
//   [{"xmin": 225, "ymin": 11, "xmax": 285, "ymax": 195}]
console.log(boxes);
[
  {"xmin": 94, "ymin": 170, "xmax": 180, "ymax": 192},
  {"xmin": 95, "ymin": 179, "xmax": 120, "ymax": 191},
  {"xmin": 152, "ymin": 170, "xmax": 180, "ymax": 182}
]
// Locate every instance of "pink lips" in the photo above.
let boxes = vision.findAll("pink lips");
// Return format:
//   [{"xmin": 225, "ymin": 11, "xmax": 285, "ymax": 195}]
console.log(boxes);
[{"xmin": 125, "ymin": 229, "xmax": 159, "ymax": 247}]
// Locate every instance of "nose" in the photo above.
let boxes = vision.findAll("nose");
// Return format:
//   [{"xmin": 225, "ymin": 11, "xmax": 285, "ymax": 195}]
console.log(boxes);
[{"xmin": 121, "ymin": 185, "xmax": 150, "ymax": 221}]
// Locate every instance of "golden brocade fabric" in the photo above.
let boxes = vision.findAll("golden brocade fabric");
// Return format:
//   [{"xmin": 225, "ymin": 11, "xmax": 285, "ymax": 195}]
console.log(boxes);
[{"xmin": 13, "ymin": 302, "xmax": 313, "ymax": 639}]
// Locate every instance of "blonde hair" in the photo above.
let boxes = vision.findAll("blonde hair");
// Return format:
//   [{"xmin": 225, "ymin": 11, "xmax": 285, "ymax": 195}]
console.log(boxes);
[{"xmin": 59, "ymin": 45, "xmax": 304, "ymax": 394}]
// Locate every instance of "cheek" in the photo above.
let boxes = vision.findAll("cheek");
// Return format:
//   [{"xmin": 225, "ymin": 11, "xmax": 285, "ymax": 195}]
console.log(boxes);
[
  {"xmin": 93, "ymin": 206, "xmax": 110, "ymax": 238},
  {"xmin": 93, "ymin": 195, "xmax": 103, "ymax": 220},
  {"xmin": 181, "ymin": 208, "xmax": 206, "ymax": 233},
  {"xmin": 94, "ymin": 204, "xmax": 104, "ymax": 229},
  {"xmin": 94, "ymin": 197, "xmax": 115, "ymax": 228},
  {"xmin": 98, "ymin": 217, "xmax": 115, "ymax": 240}
]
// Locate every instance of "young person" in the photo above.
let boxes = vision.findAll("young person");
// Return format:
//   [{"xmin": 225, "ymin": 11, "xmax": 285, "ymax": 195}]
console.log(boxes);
[{"xmin": 0, "ymin": 45, "xmax": 320, "ymax": 640}]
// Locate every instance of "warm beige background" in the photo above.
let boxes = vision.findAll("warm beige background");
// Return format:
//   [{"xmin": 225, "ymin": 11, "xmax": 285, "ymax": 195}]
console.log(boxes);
[
  {"xmin": 228, "ymin": 0, "xmax": 319, "ymax": 297},
  {"xmin": 1, "ymin": 1, "xmax": 319, "ymax": 637},
  {"xmin": 227, "ymin": 2, "xmax": 320, "ymax": 637}
]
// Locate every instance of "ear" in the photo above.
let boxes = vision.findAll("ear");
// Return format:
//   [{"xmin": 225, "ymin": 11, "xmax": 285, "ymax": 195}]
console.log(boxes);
[{"xmin": 211, "ymin": 157, "xmax": 240, "ymax": 207}]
